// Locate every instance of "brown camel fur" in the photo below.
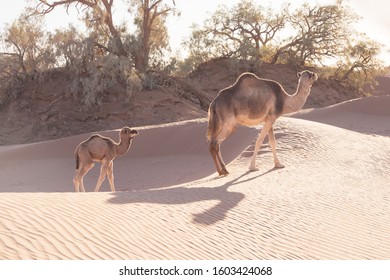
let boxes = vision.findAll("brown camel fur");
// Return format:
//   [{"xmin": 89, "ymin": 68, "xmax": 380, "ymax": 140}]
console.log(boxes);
[
  {"xmin": 73, "ymin": 127, "xmax": 139, "ymax": 192},
  {"xmin": 207, "ymin": 70, "xmax": 318, "ymax": 175}
]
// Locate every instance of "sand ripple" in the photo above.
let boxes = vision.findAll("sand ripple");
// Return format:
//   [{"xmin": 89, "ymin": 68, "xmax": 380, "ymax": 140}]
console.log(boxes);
[{"xmin": 0, "ymin": 97, "xmax": 390, "ymax": 259}]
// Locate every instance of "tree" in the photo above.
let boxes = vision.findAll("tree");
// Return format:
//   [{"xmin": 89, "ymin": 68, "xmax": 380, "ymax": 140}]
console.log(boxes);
[
  {"xmin": 185, "ymin": 0, "xmax": 287, "ymax": 63},
  {"xmin": 35, "ymin": 0, "xmax": 127, "ymax": 57},
  {"xmin": 332, "ymin": 39, "xmax": 383, "ymax": 91},
  {"xmin": 35, "ymin": 0, "xmax": 176, "ymax": 73},
  {"xmin": 0, "ymin": 10, "xmax": 55, "ymax": 101},
  {"xmin": 48, "ymin": 28, "xmax": 142, "ymax": 107},
  {"xmin": 130, "ymin": 0, "xmax": 177, "ymax": 72},
  {"xmin": 50, "ymin": 25, "xmax": 85, "ymax": 69},
  {"xmin": 342, "ymin": 40, "xmax": 382, "ymax": 80},
  {"xmin": 270, "ymin": 0, "xmax": 357, "ymax": 65},
  {"xmin": 0, "ymin": 12, "xmax": 54, "ymax": 76}
]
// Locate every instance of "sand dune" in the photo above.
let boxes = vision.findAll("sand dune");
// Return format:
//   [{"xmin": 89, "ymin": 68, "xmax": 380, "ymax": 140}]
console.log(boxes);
[
  {"xmin": 291, "ymin": 95, "xmax": 390, "ymax": 136},
  {"xmin": 0, "ymin": 96, "xmax": 389, "ymax": 259}
]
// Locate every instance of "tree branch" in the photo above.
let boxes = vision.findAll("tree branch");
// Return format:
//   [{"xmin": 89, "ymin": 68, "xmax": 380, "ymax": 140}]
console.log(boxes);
[{"xmin": 36, "ymin": 0, "xmax": 96, "ymax": 14}]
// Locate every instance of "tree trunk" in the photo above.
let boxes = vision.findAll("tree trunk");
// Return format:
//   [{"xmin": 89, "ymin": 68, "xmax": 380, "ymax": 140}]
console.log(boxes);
[
  {"xmin": 342, "ymin": 63, "xmax": 360, "ymax": 80},
  {"xmin": 102, "ymin": 1, "xmax": 127, "ymax": 57},
  {"xmin": 134, "ymin": 1, "xmax": 152, "ymax": 73},
  {"xmin": 270, "ymin": 49, "xmax": 281, "ymax": 64}
]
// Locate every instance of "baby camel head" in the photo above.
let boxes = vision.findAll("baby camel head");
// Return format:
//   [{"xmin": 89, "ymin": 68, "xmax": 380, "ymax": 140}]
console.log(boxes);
[
  {"xmin": 297, "ymin": 70, "xmax": 318, "ymax": 86},
  {"xmin": 120, "ymin": 126, "xmax": 139, "ymax": 139}
]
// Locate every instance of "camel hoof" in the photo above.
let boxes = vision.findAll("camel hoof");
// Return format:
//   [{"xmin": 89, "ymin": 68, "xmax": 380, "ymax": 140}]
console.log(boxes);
[
  {"xmin": 218, "ymin": 169, "xmax": 229, "ymax": 176},
  {"xmin": 249, "ymin": 166, "xmax": 259, "ymax": 172},
  {"xmin": 274, "ymin": 163, "xmax": 285, "ymax": 169}
]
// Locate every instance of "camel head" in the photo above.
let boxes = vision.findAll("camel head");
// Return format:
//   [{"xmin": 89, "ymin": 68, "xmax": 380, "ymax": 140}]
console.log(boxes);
[
  {"xmin": 297, "ymin": 70, "xmax": 318, "ymax": 86},
  {"xmin": 120, "ymin": 126, "xmax": 139, "ymax": 139}
]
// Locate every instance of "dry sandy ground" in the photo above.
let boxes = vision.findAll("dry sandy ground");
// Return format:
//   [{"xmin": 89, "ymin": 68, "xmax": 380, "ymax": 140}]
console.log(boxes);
[{"xmin": 0, "ymin": 96, "xmax": 389, "ymax": 259}]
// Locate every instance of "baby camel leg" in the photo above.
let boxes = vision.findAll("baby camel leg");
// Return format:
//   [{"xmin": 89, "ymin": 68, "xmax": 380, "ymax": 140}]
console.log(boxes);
[
  {"xmin": 73, "ymin": 172, "xmax": 81, "ymax": 192},
  {"xmin": 268, "ymin": 126, "xmax": 285, "ymax": 168},
  {"xmin": 249, "ymin": 118, "xmax": 274, "ymax": 171},
  {"xmin": 73, "ymin": 162, "xmax": 94, "ymax": 192},
  {"xmin": 107, "ymin": 161, "xmax": 115, "ymax": 192},
  {"xmin": 94, "ymin": 160, "xmax": 110, "ymax": 192}
]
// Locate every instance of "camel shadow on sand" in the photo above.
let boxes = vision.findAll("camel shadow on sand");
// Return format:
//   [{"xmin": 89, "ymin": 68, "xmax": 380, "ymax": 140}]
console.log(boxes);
[{"xmin": 108, "ymin": 168, "xmax": 278, "ymax": 225}]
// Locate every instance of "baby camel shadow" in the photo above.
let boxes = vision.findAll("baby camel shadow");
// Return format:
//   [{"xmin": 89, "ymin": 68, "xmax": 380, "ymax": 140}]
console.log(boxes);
[{"xmin": 108, "ymin": 168, "xmax": 277, "ymax": 225}]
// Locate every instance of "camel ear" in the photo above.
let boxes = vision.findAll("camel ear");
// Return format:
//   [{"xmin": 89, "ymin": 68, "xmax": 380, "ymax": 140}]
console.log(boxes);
[{"xmin": 297, "ymin": 72, "xmax": 302, "ymax": 78}]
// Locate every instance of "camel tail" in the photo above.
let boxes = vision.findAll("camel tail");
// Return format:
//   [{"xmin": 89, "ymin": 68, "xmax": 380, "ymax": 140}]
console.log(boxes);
[{"xmin": 206, "ymin": 100, "xmax": 220, "ymax": 141}]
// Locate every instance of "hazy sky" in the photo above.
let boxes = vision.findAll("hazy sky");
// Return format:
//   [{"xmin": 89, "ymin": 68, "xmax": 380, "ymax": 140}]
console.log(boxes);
[{"xmin": 1, "ymin": 0, "xmax": 389, "ymax": 65}]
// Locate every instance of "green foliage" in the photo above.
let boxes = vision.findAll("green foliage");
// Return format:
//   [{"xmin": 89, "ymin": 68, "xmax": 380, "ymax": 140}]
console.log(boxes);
[
  {"xmin": 50, "ymin": 26, "xmax": 85, "ymax": 69},
  {"xmin": 59, "ymin": 34, "xmax": 141, "ymax": 107},
  {"xmin": 2, "ymin": 13, "xmax": 55, "ymax": 74},
  {"xmin": 0, "ymin": 10, "xmax": 55, "ymax": 103},
  {"xmin": 0, "ymin": 16, "xmax": 142, "ymax": 108}
]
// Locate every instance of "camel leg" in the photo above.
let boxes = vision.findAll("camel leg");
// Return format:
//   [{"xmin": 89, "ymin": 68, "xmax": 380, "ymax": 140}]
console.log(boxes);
[
  {"xmin": 73, "ymin": 162, "xmax": 94, "ymax": 192},
  {"xmin": 268, "ymin": 126, "xmax": 285, "ymax": 168},
  {"xmin": 209, "ymin": 140, "xmax": 224, "ymax": 175},
  {"xmin": 73, "ymin": 171, "xmax": 80, "ymax": 192},
  {"xmin": 217, "ymin": 147, "xmax": 228, "ymax": 174},
  {"xmin": 107, "ymin": 161, "xmax": 115, "ymax": 192},
  {"xmin": 249, "ymin": 119, "xmax": 274, "ymax": 171},
  {"xmin": 209, "ymin": 140, "xmax": 230, "ymax": 175},
  {"xmin": 210, "ymin": 125, "xmax": 235, "ymax": 175},
  {"xmin": 94, "ymin": 160, "xmax": 109, "ymax": 192}
]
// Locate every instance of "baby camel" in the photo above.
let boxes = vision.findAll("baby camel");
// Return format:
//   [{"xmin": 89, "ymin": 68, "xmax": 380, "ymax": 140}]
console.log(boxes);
[
  {"xmin": 207, "ymin": 70, "xmax": 318, "ymax": 175},
  {"xmin": 73, "ymin": 126, "xmax": 139, "ymax": 192}
]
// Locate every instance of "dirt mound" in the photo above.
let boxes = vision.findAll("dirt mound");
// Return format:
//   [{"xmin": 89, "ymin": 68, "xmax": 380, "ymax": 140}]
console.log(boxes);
[{"xmin": 0, "ymin": 86, "xmax": 206, "ymax": 145}]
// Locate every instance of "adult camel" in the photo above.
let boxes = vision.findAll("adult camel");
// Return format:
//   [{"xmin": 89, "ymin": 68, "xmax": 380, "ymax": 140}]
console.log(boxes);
[{"xmin": 207, "ymin": 70, "xmax": 318, "ymax": 175}]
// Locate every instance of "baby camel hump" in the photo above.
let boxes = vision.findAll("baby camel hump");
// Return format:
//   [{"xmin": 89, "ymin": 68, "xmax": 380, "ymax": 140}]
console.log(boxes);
[{"xmin": 80, "ymin": 135, "xmax": 116, "ymax": 162}]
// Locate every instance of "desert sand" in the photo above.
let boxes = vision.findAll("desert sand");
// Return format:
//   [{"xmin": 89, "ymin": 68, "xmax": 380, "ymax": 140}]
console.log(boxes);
[{"xmin": 0, "ymin": 96, "xmax": 389, "ymax": 259}]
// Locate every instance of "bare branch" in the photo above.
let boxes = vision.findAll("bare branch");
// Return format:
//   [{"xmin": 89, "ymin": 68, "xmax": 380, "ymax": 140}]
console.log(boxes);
[{"xmin": 35, "ymin": 0, "xmax": 96, "ymax": 15}]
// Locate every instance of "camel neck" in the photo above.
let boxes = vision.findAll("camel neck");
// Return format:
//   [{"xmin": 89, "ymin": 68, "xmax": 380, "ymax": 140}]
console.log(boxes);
[
  {"xmin": 116, "ymin": 138, "xmax": 133, "ymax": 155},
  {"xmin": 283, "ymin": 81, "xmax": 312, "ymax": 115}
]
